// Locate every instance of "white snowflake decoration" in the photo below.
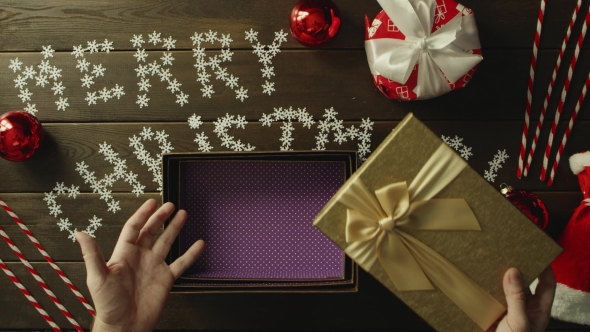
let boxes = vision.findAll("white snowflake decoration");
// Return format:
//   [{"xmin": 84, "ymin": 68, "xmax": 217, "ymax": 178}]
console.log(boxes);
[
  {"xmin": 11, "ymin": 51, "xmax": 71, "ymax": 112},
  {"xmin": 44, "ymin": 182, "xmax": 103, "ymax": 242},
  {"xmin": 9, "ymin": 58, "xmax": 23, "ymax": 73},
  {"xmin": 187, "ymin": 113, "xmax": 255, "ymax": 152},
  {"xmin": 175, "ymin": 91, "xmax": 189, "ymax": 107},
  {"xmin": 235, "ymin": 86, "xmax": 249, "ymax": 102},
  {"xmin": 136, "ymin": 94, "xmax": 150, "ymax": 108},
  {"xmin": 312, "ymin": 107, "xmax": 373, "ymax": 162},
  {"xmin": 55, "ymin": 97, "xmax": 69, "ymax": 111},
  {"xmin": 484, "ymin": 149, "xmax": 509, "ymax": 182},
  {"xmin": 188, "ymin": 114, "xmax": 203, "ymax": 129},
  {"xmin": 130, "ymin": 34, "xmax": 145, "ymax": 48},
  {"xmin": 214, "ymin": 114, "xmax": 255, "ymax": 151},
  {"xmin": 24, "ymin": 103, "xmax": 38, "ymax": 115},
  {"xmin": 441, "ymin": 134, "xmax": 473, "ymax": 160},
  {"xmin": 191, "ymin": 30, "xmax": 244, "ymax": 101},
  {"xmin": 262, "ymin": 80, "xmax": 275, "ymax": 95},
  {"xmin": 131, "ymin": 32, "xmax": 187, "ymax": 108},
  {"xmin": 72, "ymin": 39, "xmax": 124, "ymax": 107},
  {"xmin": 246, "ymin": 29, "xmax": 288, "ymax": 94}
]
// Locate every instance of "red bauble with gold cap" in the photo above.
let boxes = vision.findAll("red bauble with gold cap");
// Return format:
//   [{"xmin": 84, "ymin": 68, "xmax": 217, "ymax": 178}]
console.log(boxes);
[
  {"xmin": 290, "ymin": 0, "xmax": 341, "ymax": 47},
  {"xmin": 0, "ymin": 111, "xmax": 44, "ymax": 162}
]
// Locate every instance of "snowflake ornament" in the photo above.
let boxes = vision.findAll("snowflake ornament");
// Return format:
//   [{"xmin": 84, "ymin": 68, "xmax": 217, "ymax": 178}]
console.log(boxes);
[
  {"xmin": 18, "ymin": 89, "xmax": 32, "ymax": 103},
  {"xmin": 14, "ymin": 75, "xmax": 27, "ymax": 89},
  {"xmin": 40, "ymin": 45, "xmax": 55, "ymax": 59},
  {"xmin": 76, "ymin": 59, "xmax": 90, "ymax": 72},
  {"xmin": 9, "ymin": 58, "xmax": 23, "ymax": 73},
  {"xmin": 134, "ymin": 49, "xmax": 148, "ymax": 62},
  {"xmin": 188, "ymin": 114, "xmax": 203, "ymax": 129},
  {"xmin": 245, "ymin": 29, "xmax": 259, "ymax": 43},
  {"xmin": 235, "ymin": 86, "xmax": 249, "ymax": 102},
  {"xmin": 441, "ymin": 134, "xmax": 473, "ymax": 161},
  {"xmin": 24, "ymin": 103, "xmax": 38, "ymax": 115},
  {"xmin": 131, "ymin": 34, "xmax": 145, "ymax": 48},
  {"xmin": 51, "ymin": 81, "xmax": 65, "ymax": 95},
  {"xmin": 148, "ymin": 31, "xmax": 162, "ymax": 45},
  {"xmin": 484, "ymin": 150, "xmax": 509, "ymax": 183},
  {"xmin": 136, "ymin": 94, "xmax": 150, "ymax": 108},
  {"xmin": 262, "ymin": 80, "xmax": 275, "ymax": 95},
  {"xmin": 175, "ymin": 91, "xmax": 189, "ymax": 107}
]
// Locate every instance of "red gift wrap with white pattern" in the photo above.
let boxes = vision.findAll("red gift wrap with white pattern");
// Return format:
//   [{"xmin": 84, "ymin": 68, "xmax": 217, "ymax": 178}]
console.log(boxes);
[{"xmin": 365, "ymin": 0, "xmax": 483, "ymax": 101}]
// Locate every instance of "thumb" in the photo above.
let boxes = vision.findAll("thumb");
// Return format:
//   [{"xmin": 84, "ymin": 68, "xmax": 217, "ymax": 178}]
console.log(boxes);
[
  {"xmin": 502, "ymin": 267, "xmax": 529, "ymax": 332},
  {"xmin": 75, "ymin": 232, "xmax": 107, "ymax": 282}
]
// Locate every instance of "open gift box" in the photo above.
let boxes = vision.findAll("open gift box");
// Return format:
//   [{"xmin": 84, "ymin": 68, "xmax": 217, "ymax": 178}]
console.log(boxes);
[
  {"xmin": 313, "ymin": 113, "xmax": 562, "ymax": 331},
  {"xmin": 163, "ymin": 151, "xmax": 358, "ymax": 292}
]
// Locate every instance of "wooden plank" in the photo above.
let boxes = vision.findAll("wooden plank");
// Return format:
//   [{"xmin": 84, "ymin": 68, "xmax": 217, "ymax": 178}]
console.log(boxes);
[
  {"xmin": 0, "ymin": 0, "xmax": 585, "ymax": 51},
  {"xmin": 0, "ymin": 191, "xmax": 582, "ymax": 263},
  {"xmin": 0, "ymin": 120, "xmax": 588, "ymax": 193},
  {"xmin": 1, "ymin": 49, "xmax": 590, "ymax": 122},
  {"xmin": 1, "ymin": 262, "xmax": 588, "ymax": 331}
]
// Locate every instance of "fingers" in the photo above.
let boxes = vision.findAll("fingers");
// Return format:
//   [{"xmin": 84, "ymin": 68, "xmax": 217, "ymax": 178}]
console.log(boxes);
[
  {"xmin": 116, "ymin": 199, "xmax": 158, "ymax": 245},
  {"xmin": 502, "ymin": 267, "xmax": 529, "ymax": 332},
  {"xmin": 169, "ymin": 240, "xmax": 206, "ymax": 280},
  {"xmin": 532, "ymin": 266, "xmax": 557, "ymax": 313},
  {"xmin": 75, "ymin": 232, "xmax": 107, "ymax": 283},
  {"xmin": 152, "ymin": 209, "xmax": 188, "ymax": 260},
  {"xmin": 135, "ymin": 202, "xmax": 175, "ymax": 248}
]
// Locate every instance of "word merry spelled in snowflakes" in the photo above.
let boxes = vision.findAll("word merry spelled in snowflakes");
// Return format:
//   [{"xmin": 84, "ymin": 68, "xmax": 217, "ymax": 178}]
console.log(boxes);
[{"xmin": 9, "ymin": 29, "xmax": 288, "ymax": 112}]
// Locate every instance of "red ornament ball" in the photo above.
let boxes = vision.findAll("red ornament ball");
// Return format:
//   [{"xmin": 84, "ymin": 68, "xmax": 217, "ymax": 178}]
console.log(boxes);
[
  {"xmin": 501, "ymin": 184, "xmax": 549, "ymax": 230},
  {"xmin": 0, "ymin": 111, "xmax": 44, "ymax": 162},
  {"xmin": 290, "ymin": 0, "xmax": 341, "ymax": 47}
]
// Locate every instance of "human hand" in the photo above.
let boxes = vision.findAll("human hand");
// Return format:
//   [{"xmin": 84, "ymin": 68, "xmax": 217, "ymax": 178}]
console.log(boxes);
[
  {"xmin": 488, "ymin": 267, "xmax": 556, "ymax": 332},
  {"xmin": 75, "ymin": 199, "xmax": 205, "ymax": 332}
]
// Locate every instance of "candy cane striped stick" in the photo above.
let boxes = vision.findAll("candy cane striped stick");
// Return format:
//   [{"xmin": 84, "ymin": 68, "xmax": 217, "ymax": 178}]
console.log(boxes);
[
  {"xmin": 547, "ymin": 74, "xmax": 590, "ymax": 186},
  {"xmin": 0, "ymin": 226, "xmax": 83, "ymax": 332},
  {"xmin": 0, "ymin": 198, "xmax": 95, "ymax": 316},
  {"xmin": 0, "ymin": 257, "xmax": 61, "ymax": 332},
  {"xmin": 517, "ymin": 0, "xmax": 546, "ymax": 178},
  {"xmin": 523, "ymin": 0, "xmax": 583, "ymax": 177},
  {"xmin": 541, "ymin": 8, "xmax": 590, "ymax": 181}
]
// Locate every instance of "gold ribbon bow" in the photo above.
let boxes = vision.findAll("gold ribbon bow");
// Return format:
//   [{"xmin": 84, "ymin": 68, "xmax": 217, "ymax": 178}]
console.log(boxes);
[{"xmin": 338, "ymin": 143, "xmax": 505, "ymax": 330}]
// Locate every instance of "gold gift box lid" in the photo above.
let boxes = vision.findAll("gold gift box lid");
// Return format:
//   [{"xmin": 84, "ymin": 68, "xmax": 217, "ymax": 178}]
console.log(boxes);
[{"xmin": 313, "ymin": 113, "xmax": 562, "ymax": 332}]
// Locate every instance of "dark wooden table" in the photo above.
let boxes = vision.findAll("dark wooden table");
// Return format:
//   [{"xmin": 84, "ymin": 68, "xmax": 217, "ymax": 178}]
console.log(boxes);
[{"xmin": 0, "ymin": 0, "xmax": 589, "ymax": 330}]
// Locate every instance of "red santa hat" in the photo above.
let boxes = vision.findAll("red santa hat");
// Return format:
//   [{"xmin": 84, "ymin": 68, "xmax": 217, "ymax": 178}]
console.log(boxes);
[{"xmin": 551, "ymin": 151, "xmax": 590, "ymax": 325}]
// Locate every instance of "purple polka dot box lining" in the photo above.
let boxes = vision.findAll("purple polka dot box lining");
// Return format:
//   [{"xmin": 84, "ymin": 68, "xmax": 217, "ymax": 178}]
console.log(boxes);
[{"xmin": 164, "ymin": 152, "xmax": 356, "ymax": 284}]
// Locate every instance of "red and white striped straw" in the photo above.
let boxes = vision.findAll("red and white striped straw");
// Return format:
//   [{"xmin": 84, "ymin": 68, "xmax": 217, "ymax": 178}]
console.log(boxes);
[
  {"xmin": 547, "ymin": 74, "xmax": 590, "ymax": 186},
  {"xmin": 541, "ymin": 8, "xmax": 590, "ymax": 181},
  {"xmin": 0, "ymin": 226, "xmax": 83, "ymax": 332},
  {"xmin": 0, "ymin": 257, "xmax": 61, "ymax": 331},
  {"xmin": 517, "ymin": 0, "xmax": 546, "ymax": 179},
  {"xmin": 523, "ymin": 0, "xmax": 583, "ymax": 177},
  {"xmin": 0, "ymin": 198, "xmax": 95, "ymax": 317}
]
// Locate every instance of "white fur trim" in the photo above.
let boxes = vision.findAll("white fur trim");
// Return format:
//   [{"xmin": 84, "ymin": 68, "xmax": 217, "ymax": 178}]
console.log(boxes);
[
  {"xmin": 551, "ymin": 283, "xmax": 590, "ymax": 325},
  {"xmin": 569, "ymin": 151, "xmax": 590, "ymax": 175}
]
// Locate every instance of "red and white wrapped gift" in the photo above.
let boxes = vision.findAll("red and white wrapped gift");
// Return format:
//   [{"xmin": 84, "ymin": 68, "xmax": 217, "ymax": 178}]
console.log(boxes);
[{"xmin": 365, "ymin": 0, "xmax": 483, "ymax": 101}]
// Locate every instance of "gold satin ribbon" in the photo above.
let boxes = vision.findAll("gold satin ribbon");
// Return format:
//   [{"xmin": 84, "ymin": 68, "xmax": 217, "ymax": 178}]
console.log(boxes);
[{"xmin": 337, "ymin": 143, "xmax": 506, "ymax": 330}]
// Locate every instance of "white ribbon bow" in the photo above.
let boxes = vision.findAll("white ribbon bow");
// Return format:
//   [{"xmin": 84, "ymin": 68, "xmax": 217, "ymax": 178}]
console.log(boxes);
[{"xmin": 366, "ymin": 0, "xmax": 483, "ymax": 99}]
